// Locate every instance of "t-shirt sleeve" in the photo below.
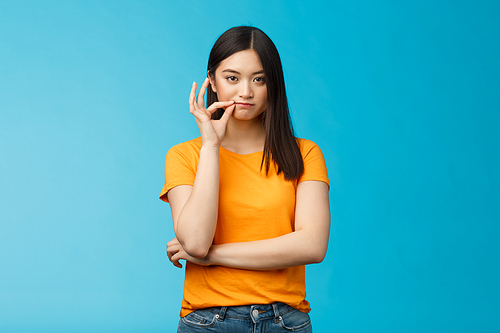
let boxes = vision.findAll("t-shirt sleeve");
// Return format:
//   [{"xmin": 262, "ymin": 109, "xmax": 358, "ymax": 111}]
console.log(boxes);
[
  {"xmin": 297, "ymin": 139, "xmax": 330, "ymax": 189},
  {"xmin": 159, "ymin": 144, "xmax": 198, "ymax": 203}
]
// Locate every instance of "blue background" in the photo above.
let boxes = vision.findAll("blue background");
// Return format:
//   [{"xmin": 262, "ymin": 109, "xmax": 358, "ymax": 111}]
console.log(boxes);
[{"xmin": 1, "ymin": 1, "xmax": 499, "ymax": 332}]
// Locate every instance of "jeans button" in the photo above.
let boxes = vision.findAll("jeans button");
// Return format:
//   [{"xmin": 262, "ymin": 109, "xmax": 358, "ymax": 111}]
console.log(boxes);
[{"xmin": 252, "ymin": 309, "xmax": 259, "ymax": 318}]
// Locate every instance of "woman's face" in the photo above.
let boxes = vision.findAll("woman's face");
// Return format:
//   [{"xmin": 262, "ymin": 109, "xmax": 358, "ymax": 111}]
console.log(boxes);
[{"xmin": 210, "ymin": 49, "xmax": 267, "ymax": 122}]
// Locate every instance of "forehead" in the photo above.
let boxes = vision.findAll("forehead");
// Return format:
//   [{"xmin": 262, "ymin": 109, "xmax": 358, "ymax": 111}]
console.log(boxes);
[{"xmin": 217, "ymin": 49, "xmax": 263, "ymax": 73}]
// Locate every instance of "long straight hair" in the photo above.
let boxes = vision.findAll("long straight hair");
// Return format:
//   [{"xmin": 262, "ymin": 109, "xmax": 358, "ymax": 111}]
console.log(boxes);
[{"xmin": 207, "ymin": 26, "xmax": 304, "ymax": 181}]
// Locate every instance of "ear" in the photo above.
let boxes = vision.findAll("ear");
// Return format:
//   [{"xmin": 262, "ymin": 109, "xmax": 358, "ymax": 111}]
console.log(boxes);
[{"xmin": 208, "ymin": 71, "xmax": 217, "ymax": 93}]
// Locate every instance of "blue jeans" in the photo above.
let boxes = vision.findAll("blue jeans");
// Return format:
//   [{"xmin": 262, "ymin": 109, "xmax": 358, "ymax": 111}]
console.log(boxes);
[{"xmin": 177, "ymin": 302, "xmax": 312, "ymax": 332}]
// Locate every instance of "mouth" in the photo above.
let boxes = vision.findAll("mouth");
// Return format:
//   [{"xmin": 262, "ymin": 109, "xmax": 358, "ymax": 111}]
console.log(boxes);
[{"xmin": 235, "ymin": 102, "xmax": 254, "ymax": 107}]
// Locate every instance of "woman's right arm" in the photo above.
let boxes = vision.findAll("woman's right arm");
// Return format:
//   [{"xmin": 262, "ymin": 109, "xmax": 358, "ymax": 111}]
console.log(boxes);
[
  {"xmin": 168, "ymin": 146, "xmax": 219, "ymax": 258},
  {"xmin": 168, "ymin": 78, "xmax": 234, "ymax": 258}
]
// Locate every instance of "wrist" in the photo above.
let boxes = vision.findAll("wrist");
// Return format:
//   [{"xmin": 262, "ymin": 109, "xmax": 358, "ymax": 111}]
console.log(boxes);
[
  {"xmin": 206, "ymin": 244, "xmax": 220, "ymax": 266},
  {"xmin": 200, "ymin": 145, "xmax": 220, "ymax": 153}
]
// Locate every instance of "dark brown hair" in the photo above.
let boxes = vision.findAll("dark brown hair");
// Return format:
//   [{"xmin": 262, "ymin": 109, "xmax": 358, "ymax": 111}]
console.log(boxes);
[{"xmin": 207, "ymin": 26, "xmax": 303, "ymax": 181}]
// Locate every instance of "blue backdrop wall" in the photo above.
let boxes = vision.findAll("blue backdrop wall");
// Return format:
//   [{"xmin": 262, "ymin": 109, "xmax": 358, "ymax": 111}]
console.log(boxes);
[{"xmin": 1, "ymin": 1, "xmax": 499, "ymax": 332}]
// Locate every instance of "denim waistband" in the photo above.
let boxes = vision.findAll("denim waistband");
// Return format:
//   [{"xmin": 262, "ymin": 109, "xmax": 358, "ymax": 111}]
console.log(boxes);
[{"xmin": 213, "ymin": 303, "xmax": 296, "ymax": 323}]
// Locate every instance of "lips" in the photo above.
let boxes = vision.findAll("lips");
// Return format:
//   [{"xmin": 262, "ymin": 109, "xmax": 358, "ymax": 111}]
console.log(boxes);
[{"xmin": 235, "ymin": 102, "xmax": 254, "ymax": 107}]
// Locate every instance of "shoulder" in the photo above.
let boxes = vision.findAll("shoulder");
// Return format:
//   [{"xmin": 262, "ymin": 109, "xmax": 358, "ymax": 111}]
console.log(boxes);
[
  {"xmin": 161, "ymin": 138, "xmax": 201, "ymax": 202},
  {"xmin": 296, "ymin": 138, "xmax": 324, "ymax": 157},
  {"xmin": 164, "ymin": 137, "xmax": 203, "ymax": 170},
  {"xmin": 296, "ymin": 138, "xmax": 329, "ymax": 186},
  {"xmin": 167, "ymin": 137, "xmax": 202, "ymax": 158}
]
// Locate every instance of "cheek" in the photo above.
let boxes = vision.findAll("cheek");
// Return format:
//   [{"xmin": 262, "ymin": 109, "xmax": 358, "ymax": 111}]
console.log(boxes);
[
  {"xmin": 216, "ymin": 83, "xmax": 236, "ymax": 100},
  {"xmin": 258, "ymin": 89, "xmax": 268, "ymax": 104}
]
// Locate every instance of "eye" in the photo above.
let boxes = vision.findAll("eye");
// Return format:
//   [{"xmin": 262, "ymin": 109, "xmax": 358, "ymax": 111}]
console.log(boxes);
[
  {"xmin": 226, "ymin": 76, "xmax": 238, "ymax": 82},
  {"xmin": 254, "ymin": 77, "xmax": 266, "ymax": 83}
]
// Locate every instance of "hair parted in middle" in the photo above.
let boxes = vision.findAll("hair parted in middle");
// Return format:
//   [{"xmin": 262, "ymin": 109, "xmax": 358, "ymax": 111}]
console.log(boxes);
[{"xmin": 206, "ymin": 26, "xmax": 304, "ymax": 181}]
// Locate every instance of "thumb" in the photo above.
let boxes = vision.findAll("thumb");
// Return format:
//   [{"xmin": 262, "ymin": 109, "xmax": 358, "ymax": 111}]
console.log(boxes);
[{"xmin": 220, "ymin": 104, "xmax": 235, "ymax": 123}]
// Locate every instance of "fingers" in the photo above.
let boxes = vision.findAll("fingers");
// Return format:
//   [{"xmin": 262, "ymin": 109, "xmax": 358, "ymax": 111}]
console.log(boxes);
[
  {"xmin": 170, "ymin": 253, "xmax": 184, "ymax": 268},
  {"xmin": 196, "ymin": 78, "xmax": 210, "ymax": 109},
  {"xmin": 166, "ymin": 239, "xmax": 180, "ymax": 258},
  {"xmin": 166, "ymin": 238, "xmax": 185, "ymax": 269},
  {"xmin": 166, "ymin": 237, "xmax": 179, "ymax": 250},
  {"xmin": 206, "ymin": 101, "xmax": 235, "ymax": 115},
  {"xmin": 189, "ymin": 82, "xmax": 197, "ymax": 115},
  {"xmin": 220, "ymin": 104, "xmax": 235, "ymax": 123}
]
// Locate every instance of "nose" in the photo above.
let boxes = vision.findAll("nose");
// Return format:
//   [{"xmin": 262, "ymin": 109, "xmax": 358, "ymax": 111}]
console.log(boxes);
[{"xmin": 238, "ymin": 81, "xmax": 253, "ymax": 99}]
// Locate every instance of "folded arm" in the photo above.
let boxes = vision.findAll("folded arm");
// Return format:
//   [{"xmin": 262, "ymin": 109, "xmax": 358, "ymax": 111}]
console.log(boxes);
[{"xmin": 168, "ymin": 180, "xmax": 330, "ymax": 269}]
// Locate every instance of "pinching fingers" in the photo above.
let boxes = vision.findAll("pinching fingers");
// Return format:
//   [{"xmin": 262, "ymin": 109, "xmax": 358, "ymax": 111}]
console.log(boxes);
[
  {"xmin": 220, "ymin": 104, "xmax": 235, "ymax": 123},
  {"xmin": 206, "ymin": 101, "xmax": 235, "ymax": 115}
]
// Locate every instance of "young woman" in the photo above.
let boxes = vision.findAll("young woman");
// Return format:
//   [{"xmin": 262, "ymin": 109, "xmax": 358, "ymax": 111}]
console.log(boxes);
[{"xmin": 160, "ymin": 26, "xmax": 330, "ymax": 333}]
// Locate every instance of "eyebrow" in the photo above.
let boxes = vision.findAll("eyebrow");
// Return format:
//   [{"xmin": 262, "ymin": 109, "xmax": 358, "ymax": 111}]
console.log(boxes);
[{"xmin": 221, "ymin": 69, "xmax": 265, "ymax": 75}]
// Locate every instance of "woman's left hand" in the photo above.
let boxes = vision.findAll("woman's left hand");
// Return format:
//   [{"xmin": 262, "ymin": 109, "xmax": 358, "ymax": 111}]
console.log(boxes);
[{"xmin": 166, "ymin": 237, "xmax": 211, "ymax": 268}]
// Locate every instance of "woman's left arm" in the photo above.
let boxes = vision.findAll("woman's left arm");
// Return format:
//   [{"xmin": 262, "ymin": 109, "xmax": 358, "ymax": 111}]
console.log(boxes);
[{"xmin": 167, "ymin": 180, "xmax": 330, "ymax": 270}]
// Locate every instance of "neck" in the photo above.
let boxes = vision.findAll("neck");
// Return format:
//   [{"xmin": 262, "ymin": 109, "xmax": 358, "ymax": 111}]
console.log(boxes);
[{"xmin": 221, "ymin": 117, "xmax": 266, "ymax": 154}]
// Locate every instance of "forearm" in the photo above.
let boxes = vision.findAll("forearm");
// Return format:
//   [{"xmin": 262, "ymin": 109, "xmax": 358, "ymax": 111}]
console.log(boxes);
[
  {"xmin": 207, "ymin": 229, "xmax": 329, "ymax": 270},
  {"xmin": 203, "ymin": 181, "xmax": 329, "ymax": 269},
  {"xmin": 175, "ymin": 145, "xmax": 220, "ymax": 257}
]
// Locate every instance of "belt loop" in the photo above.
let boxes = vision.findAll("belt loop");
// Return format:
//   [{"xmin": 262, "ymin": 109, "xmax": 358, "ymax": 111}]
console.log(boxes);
[
  {"xmin": 272, "ymin": 303, "xmax": 281, "ymax": 320},
  {"xmin": 218, "ymin": 306, "xmax": 227, "ymax": 321}
]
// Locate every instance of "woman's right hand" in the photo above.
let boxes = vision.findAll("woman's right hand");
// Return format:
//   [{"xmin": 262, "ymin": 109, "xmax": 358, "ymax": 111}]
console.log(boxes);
[{"xmin": 189, "ymin": 78, "xmax": 235, "ymax": 147}]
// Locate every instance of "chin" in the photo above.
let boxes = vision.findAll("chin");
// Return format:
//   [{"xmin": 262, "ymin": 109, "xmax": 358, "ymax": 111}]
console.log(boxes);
[
  {"xmin": 233, "ymin": 109, "xmax": 265, "ymax": 122},
  {"xmin": 232, "ymin": 110, "xmax": 252, "ymax": 120}
]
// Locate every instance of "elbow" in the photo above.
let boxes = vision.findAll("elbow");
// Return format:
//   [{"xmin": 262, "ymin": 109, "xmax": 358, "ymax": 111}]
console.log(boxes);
[
  {"xmin": 309, "ymin": 246, "xmax": 328, "ymax": 264},
  {"xmin": 175, "ymin": 225, "xmax": 213, "ymax": 258},
  {"xmin": 301, "ymin": 231, "xmax": 329, "ymax": 264},
  {"xmin": 182, "ymin": 241, "xmax": 210, "ymax": 258}
]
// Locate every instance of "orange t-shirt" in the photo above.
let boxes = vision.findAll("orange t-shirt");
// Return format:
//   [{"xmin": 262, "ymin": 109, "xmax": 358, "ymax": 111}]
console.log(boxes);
[{"xmin": 160, "ymin": 137, "xmax": 329, "ymax": 317}]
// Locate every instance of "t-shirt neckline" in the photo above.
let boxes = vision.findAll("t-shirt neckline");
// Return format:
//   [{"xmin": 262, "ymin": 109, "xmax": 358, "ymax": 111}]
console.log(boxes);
[{"xmin": 220, "ymin": 146, "xmax": 263, "ymax": 158}]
